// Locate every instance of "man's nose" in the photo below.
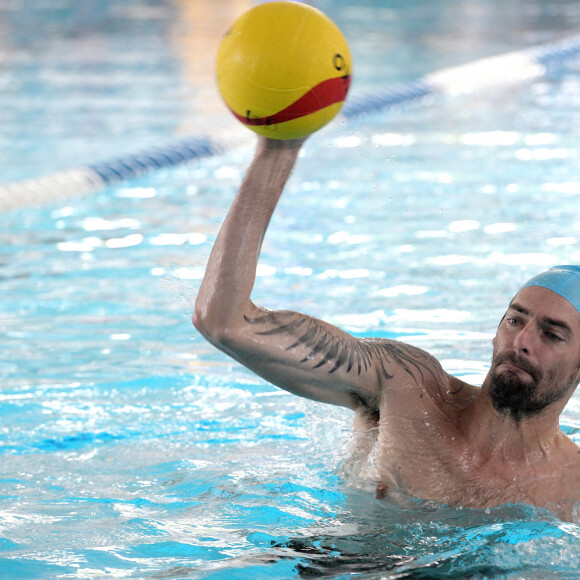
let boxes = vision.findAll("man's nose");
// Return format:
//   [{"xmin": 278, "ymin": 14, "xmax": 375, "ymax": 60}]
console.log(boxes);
[{"xmin": 513, "ymin": 323, "xmax": 534, "ymax": 355}]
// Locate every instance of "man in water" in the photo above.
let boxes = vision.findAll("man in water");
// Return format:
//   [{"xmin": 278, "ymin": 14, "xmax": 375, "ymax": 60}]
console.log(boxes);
[{"xmin": 193, "ymin": 136, "xmax": 580, "ymax": 521}]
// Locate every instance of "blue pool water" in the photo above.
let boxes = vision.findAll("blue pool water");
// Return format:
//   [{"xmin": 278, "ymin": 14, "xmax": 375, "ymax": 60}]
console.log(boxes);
[{"xmin": 1, "ymin": 0, "xmax": 580, "ymax": 578}]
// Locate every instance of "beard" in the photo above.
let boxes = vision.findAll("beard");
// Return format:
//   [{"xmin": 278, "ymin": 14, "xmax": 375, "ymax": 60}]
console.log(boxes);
[{"xmin": 488, "ymin": 351, "xmax": 575, "ymax": 421}]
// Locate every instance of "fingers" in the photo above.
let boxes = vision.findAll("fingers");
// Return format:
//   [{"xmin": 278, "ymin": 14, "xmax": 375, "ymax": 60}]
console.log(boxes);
[{"xmin": 258, "ymin": 135, "xmax": 308, "ymax": 151}]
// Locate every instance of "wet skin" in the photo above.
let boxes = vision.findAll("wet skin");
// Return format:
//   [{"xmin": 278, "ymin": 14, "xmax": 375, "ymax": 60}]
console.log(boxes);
[{"xmin": 193, "ymin": 137, "xmax": 580, "ymax": 521}]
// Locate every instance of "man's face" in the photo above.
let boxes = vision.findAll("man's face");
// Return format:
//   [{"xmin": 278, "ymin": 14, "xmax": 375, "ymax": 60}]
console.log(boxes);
[{"xmin": 488, "ymin": 285, "xmax": 580, "ymax": 421}]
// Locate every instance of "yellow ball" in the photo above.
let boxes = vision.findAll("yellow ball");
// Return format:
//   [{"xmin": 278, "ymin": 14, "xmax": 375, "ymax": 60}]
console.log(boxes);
[{"xmin": 216, "ymin": 1, "xmax": 352, "ymax": 140}]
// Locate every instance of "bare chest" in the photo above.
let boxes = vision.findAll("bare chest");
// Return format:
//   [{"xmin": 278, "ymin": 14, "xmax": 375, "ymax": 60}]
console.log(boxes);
[{"xmin": 373, "ymin": 415, "xmax": 570, "ymax": 512}]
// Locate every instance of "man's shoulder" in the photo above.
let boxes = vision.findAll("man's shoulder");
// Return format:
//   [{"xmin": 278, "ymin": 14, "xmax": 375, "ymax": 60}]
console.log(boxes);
[
  {"xmin": 566, "ymin": 438, "xmax": 580, "ymax": 465},
  {"xmin": 367, "ymin": 338, "xmax": 447, "ymax": 393},
  {"xmin": 561, "ymin": 436, "xmax": 580, "ymax": 490},
  {"xmin": 372, "ymin": 338, "xmax": 479, "ymax": 410},
  {"xmin": 563, "ymin": 447, "xmax": 580, "ymax": 511},
  {"xmin": 561, "ymin": 431, "xmax": 580, "ymax": 454}
]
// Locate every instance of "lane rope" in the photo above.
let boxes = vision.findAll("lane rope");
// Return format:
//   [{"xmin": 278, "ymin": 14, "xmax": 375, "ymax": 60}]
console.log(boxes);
[{"xmin": 2, "ymin": 34, "xmax": 580, "ymax": 211}]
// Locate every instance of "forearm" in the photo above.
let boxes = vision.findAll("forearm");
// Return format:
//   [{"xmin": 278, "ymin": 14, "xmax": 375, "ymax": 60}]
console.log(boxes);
[{"xmin": 193, "ymin": 138, "xmax": 303, "ymax": 339}]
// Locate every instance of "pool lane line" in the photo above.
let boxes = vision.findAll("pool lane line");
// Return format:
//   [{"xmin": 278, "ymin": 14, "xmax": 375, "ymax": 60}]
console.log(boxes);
[
  {"xmin": 341, "ymin": 33, "xmax": 580, "ymax": 117},
  {"xmin": 1, "ymin": 33, "xmax": 580, "ymax": 211},
  {"xmin": 0, "ymin": 136, "xmax": 224, "ymax": 211}
]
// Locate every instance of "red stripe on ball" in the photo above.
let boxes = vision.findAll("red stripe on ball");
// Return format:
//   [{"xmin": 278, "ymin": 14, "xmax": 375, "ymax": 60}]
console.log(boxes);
[{"xmin": 231, "ymin": 75, "xmax": 351, "ymax": 127}]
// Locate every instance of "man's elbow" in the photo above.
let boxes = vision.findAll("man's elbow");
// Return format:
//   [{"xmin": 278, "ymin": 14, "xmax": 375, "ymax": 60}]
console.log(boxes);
[
  {"xmin": 192, "ymin": 304, "xmax": 236, "ymax": 349},
  {"xmin": 191, "ymin": 307, "xmax": 205, "ymax": 334},
  {"xmin": 192, "ymin": 305, "xmax": 221, "ymax": 342}
]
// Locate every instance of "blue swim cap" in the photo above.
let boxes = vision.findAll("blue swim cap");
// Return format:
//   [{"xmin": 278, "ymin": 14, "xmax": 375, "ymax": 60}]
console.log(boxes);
[{"xmin": 520, "ymin": 265, "xmax": 580, "ymax": 315}]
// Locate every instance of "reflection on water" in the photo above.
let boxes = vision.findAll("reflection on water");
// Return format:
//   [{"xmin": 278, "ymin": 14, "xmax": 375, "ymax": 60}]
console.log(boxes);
[{"xmin": 1, "ymin": 0, "xmax": 580, "ymax": 577}]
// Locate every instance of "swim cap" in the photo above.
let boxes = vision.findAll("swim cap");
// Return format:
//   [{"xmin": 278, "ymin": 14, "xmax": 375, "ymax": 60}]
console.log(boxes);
[{"xmin": 520, "ymin": 265, "xmax": 580, "ymax": 315}]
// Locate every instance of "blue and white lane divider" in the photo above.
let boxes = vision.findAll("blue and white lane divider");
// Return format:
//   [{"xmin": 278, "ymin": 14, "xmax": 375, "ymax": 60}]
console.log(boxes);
[
  {"xmin": 0, "ymin": 136, "xmax": 224, "ymax": 211},
  {"xmin": 2, "ymin": 34, "xmax": 580, "ymax": 211},
  {"xmin": 341, "ymin": 33, "xmax": 580, "ymax": 118}
]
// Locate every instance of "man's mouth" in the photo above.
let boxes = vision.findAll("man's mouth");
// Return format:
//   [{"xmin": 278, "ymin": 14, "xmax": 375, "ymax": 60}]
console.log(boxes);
[
  {"xmin": 499, "ymin": 361, "xmax": 531, "ymax": 375},
  {"xmin": 495, "ymin": 355, "xmax": 539, "ymax": 382}
]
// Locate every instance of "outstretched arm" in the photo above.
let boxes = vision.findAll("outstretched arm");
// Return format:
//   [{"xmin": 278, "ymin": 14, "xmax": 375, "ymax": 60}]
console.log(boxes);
[{"xmin": 193, "ymin": 137, "xmax": 448, "ymax": 411}]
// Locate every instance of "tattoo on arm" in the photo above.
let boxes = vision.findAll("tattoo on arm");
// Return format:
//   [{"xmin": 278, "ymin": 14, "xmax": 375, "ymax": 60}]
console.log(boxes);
[{"xmin": 244, "ymin": 310, "xmax": 443, "ymax": 384}]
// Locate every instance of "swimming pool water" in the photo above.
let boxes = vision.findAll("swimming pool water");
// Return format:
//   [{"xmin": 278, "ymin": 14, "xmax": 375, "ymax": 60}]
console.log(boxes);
[{"xmin": 1, "ymin": 0, "xmax": 580, "ymax": 578}]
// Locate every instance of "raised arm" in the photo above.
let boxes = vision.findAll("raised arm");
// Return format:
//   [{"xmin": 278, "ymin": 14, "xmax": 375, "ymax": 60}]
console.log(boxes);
[
  {"xmin": 193, "ymin": 137, "xmax": 449, "ymax": 411},
  {"xmin": 193, "ymin": 136, "xmax": 302, "ymax": 341}
]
